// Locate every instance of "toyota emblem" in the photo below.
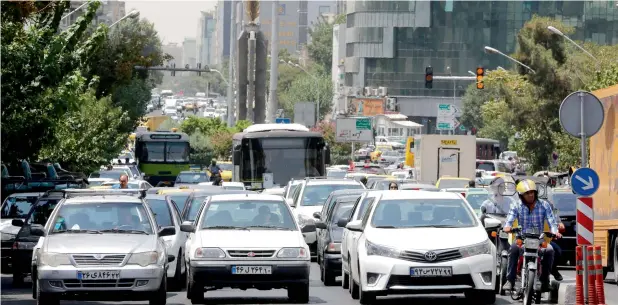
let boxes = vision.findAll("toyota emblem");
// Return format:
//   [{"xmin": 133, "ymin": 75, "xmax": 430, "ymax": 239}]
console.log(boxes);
[
  {"xmin": 247, "ymin": 252, "xmax": 256, "ymax": 257},
  {"xmin": 93, "ymin": 254, "xmax": 104, "ymax": 260},
  {"xmin": 424, "ymin": 251, "xmax": 437, "ymax": 261}
]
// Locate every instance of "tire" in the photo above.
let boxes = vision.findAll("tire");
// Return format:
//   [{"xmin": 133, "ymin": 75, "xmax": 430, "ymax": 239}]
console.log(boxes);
[
  {"xmin": 497, "ymin": 257, "xmax": 508, "ymax": 296},
  {"xmin": 149, "ymin": 276, "xmax": 167, "ymax": 305},
  {"xmin": 524, "ymin": 269, "xmax": 536, "ymax": 305},
  {"xmin": 12, "ymin": 269, "xmax": 24, "ymax": 287},
  {"xmin": 319, "ymin": 253, "xmax": 325, "ymax": 283},
  {"xmin": 287, "ymin": 282, "xmax": 310, "ymax": 303},
  {"xmin": 169, "ymin": 251, "xmax": 184, "ymax": 291},
  {"xmin": 36, "ymin": 280, "xmax": 59, "ymax": 305},
  {"xmin": 322, "ymin": 259, "xmax": 337, "ymax": 286},
  {"xmin": 187, "ymin": 270, "xmax": 204, "ymax": 304},
  {"xmin": 464, "ymin": 290, "xmax": 496, "ymax": 305},
  {"xmin": 32, "ymin": 269, "xmax": 37, "ymax": 299},
  {"xmin": 342, "ymin": 268, "xmax": 350, "ymax": 289}
]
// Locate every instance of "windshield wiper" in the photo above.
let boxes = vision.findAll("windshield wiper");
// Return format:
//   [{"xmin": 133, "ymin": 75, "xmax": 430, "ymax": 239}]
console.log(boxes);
[
  {"xmin": 54, "ymin": 229, "xmax": 102, "ymax": 234},
  {"xmin": 99, "ymin": 229, "xmax": 148, "ymax": 234},
  {"xmin": 203, "ymin": 225, "xmax": 248, "ymax": 230},
  {"xmin": 246, "ymin": 225, "xmax": 291, "ymax": 230},
  {"xmin": 374, "ymin": 225, "xmax": 397, "ymax": 228}
]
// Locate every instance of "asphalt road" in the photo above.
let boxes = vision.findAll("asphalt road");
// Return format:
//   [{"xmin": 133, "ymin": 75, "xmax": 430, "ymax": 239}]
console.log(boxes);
[{"xmin": 2, "ymin": 265, "xmax": 617, "ymax": 305}]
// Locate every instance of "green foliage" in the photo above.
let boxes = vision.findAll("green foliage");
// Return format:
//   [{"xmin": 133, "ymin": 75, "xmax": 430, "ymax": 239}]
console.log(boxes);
[
  {"xmin": 307, "ymin": 15, "xmax": 335, "ymax": 70},
  {"xmin": 179, "ymin": 118, "xmax": 250, "ymax": 161},
  {"xmin": 188, "ymin": 132, "xmax": 213, "ymax": 168},
  {"xmin": 312, "ymin": 122, "xmax": 351, "ymax": 165},
  {"xmin": 279, "ymin": 71, "xmax": 333, "ymax": 121}
]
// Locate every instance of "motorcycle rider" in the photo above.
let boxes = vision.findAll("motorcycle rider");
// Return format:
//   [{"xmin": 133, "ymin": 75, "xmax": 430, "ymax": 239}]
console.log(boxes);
[{"xmin": 502, "ymin": 179, "xmax": 562, "ymax": 291}]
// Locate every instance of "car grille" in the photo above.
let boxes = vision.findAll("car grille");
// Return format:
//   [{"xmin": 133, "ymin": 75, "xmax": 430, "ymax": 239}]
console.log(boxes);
[
  {"xmin": 227, "ymin": 249, "xmax": 275, "ymax": 258},
  {"xmin": 387, "ymin": 274, "xmax": 474, "ymax": 287},
  {"xmin": 63, "ymin": 278, "xmax": 135, "ymax": 288},
  {"xmin": 72, "ymin": 254, "xmax": 126, "ymax": 266},
  {"xmin": 399, "ymin": 249, "xmax": 462, "ymax": 263}
]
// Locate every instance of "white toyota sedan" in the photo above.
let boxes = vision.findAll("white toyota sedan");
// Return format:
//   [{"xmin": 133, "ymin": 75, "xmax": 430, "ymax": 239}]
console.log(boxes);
[{"xmin": 340, "ymin": 191, "xmax": 497, "ymax": 304}]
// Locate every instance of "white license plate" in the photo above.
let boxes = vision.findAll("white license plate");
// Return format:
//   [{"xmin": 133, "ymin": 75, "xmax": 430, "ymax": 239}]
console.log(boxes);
[
  {"xmin": 410, "ymin": 267, "xmax": 452, "ymax": 277},
  {"xmin": 231, "ymin": 266, "xmax": 272, "ymax": 275},
  {"xmin": 77, "ymin": 270, "xmax": 120, "ymax": 280}
]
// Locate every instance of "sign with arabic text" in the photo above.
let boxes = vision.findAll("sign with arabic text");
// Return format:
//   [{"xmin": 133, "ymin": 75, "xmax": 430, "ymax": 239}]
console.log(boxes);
[
  {"xmin": 349, "ymin": 98, "xmax": 385, "ymax": 116},
  {"xmin": 336, "ymin": 118, "xmax": 373, "ymax": 143}
]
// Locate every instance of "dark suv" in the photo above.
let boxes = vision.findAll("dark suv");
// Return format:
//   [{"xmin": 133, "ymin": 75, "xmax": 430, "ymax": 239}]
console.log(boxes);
[{"xmin": 547, "ymin": 188, "xmax": 577, "ymax": 266}]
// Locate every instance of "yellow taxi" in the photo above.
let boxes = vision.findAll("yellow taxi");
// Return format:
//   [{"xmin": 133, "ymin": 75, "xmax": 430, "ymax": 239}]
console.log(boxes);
[
  {"xmin": 369, "ymin": 145, "xmax": 393, "ymax": 162},
  {"xmin": 435, "ymin": 176, "xmax": 473, "ymax": 189}
]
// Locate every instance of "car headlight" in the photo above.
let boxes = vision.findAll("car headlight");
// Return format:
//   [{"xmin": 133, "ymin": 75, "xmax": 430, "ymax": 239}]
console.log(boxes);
[
  {"xmin": 38, "ymin": 253, "xmax": 71, "ymax": 267},
  {"xmin": 366, "ymin": 240, "xmax": 400, "ymax": 258},
  {"xmin": 277, "ymin": 247, "xmax": 309, "ymax": 259},
  {"xmin": 297, "ymin": 214, "xmax": 315, "ymax": 228},
  {"xmin": 459, "ymin": 240, "xmax": 492, "ymax": 258},
  {"xmin": 194, "ymin": 247, "xmax": 226, "ymax": 259},
  {"xmin": 127, "ymin": 251, "xmax": 160, "ymax": 267}
]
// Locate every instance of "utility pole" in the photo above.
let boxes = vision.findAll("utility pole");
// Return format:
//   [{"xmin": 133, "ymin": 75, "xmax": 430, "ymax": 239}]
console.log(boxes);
[
  {"xmin": 267, "ymin": 0, "xmax": 279, "ymax": 123},
  {"xmin": 246, "ymin": 27, "xmax": 256, "ymax": 122},
  {"xmin": 227, "ymin": 0, "xmax": 237, "ymax": 127}
]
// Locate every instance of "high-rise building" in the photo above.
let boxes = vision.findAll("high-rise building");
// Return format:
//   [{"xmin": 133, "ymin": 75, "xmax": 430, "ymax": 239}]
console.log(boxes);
[
  {"xmin": 182, "ymin": 38, "xmax": 197, "ymax": 71},
  {"xmin": 162, "ymin": 43, "xmax": 183, "ymax": 67},
  {"xmin": 215, "ymin": 0, "xmax": 232, "ymax": 64},
  {"xmin": 59, "ymin": 0, "xmax": 126, "ymax": 30},
  {"xmin": 344, "ymin": 0, "xmax": 618, "ymax": 133},
  {"xmin": 197, "ymin": 11, "xmax": 216, "ymax": 66}
]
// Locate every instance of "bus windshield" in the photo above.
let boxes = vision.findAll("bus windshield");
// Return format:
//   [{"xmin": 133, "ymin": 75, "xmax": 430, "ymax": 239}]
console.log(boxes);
[
  {"xmin": 240, "ymin": 137, "xmax": 324, "ymax": 185},
  {"xmin": 140, "ymin": 141, "xmax": 190, "ymax": 163}
]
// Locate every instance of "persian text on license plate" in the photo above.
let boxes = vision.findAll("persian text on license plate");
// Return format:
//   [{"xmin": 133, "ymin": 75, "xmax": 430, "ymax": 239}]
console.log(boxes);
[
  {"xmin": 410, "ymin": 267, "xmax": 452, "ymax": 277},
  {"xmin": 77, "ymin": 270, "xmax": 120, "ymax": 280},
  {"xmin": 231, "ymin": 266, "xmax": 272, "ymax": 275}
]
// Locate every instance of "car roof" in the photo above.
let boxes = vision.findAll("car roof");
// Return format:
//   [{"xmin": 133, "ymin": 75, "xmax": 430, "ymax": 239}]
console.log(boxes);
[
  {"xmin": 64, "ymin": 195, "xmax": 143, "ymax": 204},
  {"xmin": 378, "ymin": 190, "xmax": 461, "ymax": 200},
  {"xmin": 208, "ymin": 193, "xmax": 285, "ymax": 202},
  {"xmin": 306, "ymin": 179, "xmax": 362, "ymax": 186},
  {"xmin": 330, "ymin": 189, "xmax": 369, "ymax": 196}
]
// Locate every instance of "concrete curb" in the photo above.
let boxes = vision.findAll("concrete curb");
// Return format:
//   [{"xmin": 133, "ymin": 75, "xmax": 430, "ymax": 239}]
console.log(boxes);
[{"xmin": 553, "ymin": 279, "xmax": 577, "ymax": 304}]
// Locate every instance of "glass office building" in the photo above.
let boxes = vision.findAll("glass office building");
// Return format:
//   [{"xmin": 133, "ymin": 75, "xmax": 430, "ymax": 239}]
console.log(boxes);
[{"xmin": 345, "ymin": 1, "xmax": 618, "ymax": 98}]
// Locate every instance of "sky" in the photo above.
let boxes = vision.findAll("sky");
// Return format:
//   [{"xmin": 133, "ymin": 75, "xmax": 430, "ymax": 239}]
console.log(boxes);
[{"xmin": 126, "ymin": 1, "xmax": 217, "ymax": 44}]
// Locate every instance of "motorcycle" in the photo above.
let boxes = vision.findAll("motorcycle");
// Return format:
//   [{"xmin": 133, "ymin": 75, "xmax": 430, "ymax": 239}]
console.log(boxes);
[{"xmin": 509, "ymin": 227, "xmax": 555, "ymax": 305}]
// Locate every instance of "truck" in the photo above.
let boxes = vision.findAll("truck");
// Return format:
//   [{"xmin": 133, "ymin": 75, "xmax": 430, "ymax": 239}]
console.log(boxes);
[
  {"xmin": 590, "ymin": 83, "xmax": 618, "ymax": 282},
  {"xmin": 412, "ymin": 135, "xmax": 477, "ymax": 184}
]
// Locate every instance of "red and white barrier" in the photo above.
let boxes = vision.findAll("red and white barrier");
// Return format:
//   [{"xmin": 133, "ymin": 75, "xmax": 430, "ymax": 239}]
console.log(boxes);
[
  {"xmin": 594, "ymin": 245, "xmax": 606, "ymax": 305},
  {"xmin": 577, "ymin": 197, "xmax": 594, "ymax": 245},
  {"xmin": 576, "ymin": 246, "xmax": 584, "ymax": 305}
]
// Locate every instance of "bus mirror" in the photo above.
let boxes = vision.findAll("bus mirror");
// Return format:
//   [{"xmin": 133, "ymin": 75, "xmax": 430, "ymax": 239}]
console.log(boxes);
[
  {"xmin": 233, "ymin": 150, "xmax": 241, "ymax": 162},
  {"xmin": 325, "ymin": 146, "xmax": 331, "ymax": 164}
]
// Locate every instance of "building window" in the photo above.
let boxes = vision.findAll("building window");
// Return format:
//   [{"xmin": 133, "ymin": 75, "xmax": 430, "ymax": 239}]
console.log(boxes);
[
  {"xmin": 346, "ymin": 43, "xmax": 354, "ymax": 57},
  {"xmin": 346, "ymin": 14, "xmax": 355, "ymax": 28},
  {"xmin": 319, "ymin": 6, "xmax": 330, "ymax": 14}
]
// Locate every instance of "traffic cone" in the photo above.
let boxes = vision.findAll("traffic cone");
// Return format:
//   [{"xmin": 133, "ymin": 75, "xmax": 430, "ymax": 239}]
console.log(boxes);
[
  {"xmin": 594, "ymin": 246, "xmax": 606, "ymax": 305},
  {"xmin": 587, "ymin": 246, "xmax": 598, "ymax": 305},
  {"xmin": 575, "ymin": 246, "xmax": 584, "ymax": 305}
]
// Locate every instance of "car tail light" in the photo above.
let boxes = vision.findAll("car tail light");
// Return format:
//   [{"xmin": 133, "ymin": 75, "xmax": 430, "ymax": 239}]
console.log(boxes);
[
  {"xmin": 381, "ymin": 158, "xmax": 385, "ymax": 161},
  {"xmin": 491, "ymin": 172, "xmax": 497, "ymax": 176},
  {"xmin": 411, "ymin": 188, "xmax": 419, "ymax": 190}
]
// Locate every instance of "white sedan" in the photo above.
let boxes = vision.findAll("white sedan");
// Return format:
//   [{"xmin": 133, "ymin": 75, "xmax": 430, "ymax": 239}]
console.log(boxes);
[{"xmin": 340, "ymin": 190, "xmax": 497, "ymax": 304}]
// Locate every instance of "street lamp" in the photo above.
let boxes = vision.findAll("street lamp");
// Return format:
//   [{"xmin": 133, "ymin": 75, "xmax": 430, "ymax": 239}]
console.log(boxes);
[
  {"xmin": 110, "ymin": 10, "xmax": 140, "ymax": 28},
  {"xmin": 484, "ymin": 46, "xmax": 536, "ymax": 74},
  {"xmin": 547, "ymin": 26, "xmax": 598, "ymax": 62},
  {"xmin": 210, "ymin": 69, "xmax": 229, "ymax": 86},
  {"xmin": 61, "ymin": 1, "xmax": 92, "ymax": 21}
]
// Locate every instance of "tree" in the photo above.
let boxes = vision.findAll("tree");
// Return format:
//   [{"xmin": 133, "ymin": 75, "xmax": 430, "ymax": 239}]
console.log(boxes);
[
  {"xmin": 1, "ymin": 1, "xmax": 106, "ymax": 162},
  {"xmin": 307, "ymin": 16, "xmax": 335, "ymax": 70},
  {"xmin": 311, "ymin": 121, "xmax": 351, "ymax": 165},
  {"xmin": 188, "ymin": 132, "xmax": 212, "ymax": 169},
  {"xmin": 279, "ymin": 71, "xmax": 333, "ymax": 121}
]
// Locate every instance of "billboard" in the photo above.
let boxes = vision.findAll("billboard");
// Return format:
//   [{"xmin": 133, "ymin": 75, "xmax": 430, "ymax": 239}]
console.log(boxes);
[
  {"xmin": 349, "ymin": 98, "xmax": 385, "ymax": 116},
  {"xmin": 335, "ymin": 118, "xmax": 373, "ymax": 143}
]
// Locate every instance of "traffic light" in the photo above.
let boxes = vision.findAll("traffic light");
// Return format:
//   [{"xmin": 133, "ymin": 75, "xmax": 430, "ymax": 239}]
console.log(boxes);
[
  {"xmin": 171, "ymin": 63, "xmax": 176, "ymax": 77},
  {"xmin": 476, "ymin": 67, "xmax": 484, "ymax": 89},
  {"xmin": 197, "ymin": 63, "xmax": 201, "ymax": 76},
  {"xmin": 425, "ymin": 66, "xmax": 433, "ymax": 89}
]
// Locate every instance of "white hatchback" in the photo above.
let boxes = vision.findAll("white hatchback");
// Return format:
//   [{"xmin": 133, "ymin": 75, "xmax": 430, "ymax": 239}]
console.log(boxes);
[{"xmin": 341, "ymin": 191, "xmax": 497, "ymax": 304}]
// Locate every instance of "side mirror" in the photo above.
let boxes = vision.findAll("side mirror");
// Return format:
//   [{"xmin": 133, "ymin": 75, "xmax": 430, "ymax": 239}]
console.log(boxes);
[
  {"xmin": 180, "ymin": 223, "xmax": 195, "ymax": 233},
  {"xmin": 315, "ymin": 221, "xmax": 327, "ymax": 229},
  {"xmin": 167, "ymin": 254, "xmax": 176, "ymax": 263},
  {"xmin": 31, "ymin": 227, "xmax": 46, "ymax": 237},
  {"xmin": 337, "ymin": 218, "xmax": 349, "ymax": 228},
  {"xmin": 12, "ymin": 219, "xmax": 24, "ymax": 227},
  {"xmin": 313, "ymin": 212, "xmax": 321, "ymax": 219},
  {"xmin": 158, "ymin": 226, "xmax": 176, "ymax": 237},
  {"xmin": 346, "ymin": 220, "xmax": 363, "ymax": 232},
  {"xmin": 325, "ymin": 145, "xmax": 331, "ymax": 165},
  {"xmin": 483, "ymin": 217, "xmax": 501, "ymax": 231},
  {"xmin": 233, "ymin": 147, "xmax": 241, "ymax": 163}
]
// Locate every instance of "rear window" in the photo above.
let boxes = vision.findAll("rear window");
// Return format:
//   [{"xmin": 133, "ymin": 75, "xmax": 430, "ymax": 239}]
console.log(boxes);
[
  {"xmin": 1, "ymin": 195, "xmax": 40, "ymax": 219},
  {"xmin": 146, "ymin": 199, "xmax": 173, "ymax": 227},
  {"xmin": 476, "ymin": 161, "xmax": 496, "ymax": 171}
]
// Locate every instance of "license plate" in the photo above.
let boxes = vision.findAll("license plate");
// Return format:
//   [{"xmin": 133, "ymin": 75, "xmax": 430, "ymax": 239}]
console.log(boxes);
[
  {"xmin": 231, "ymin": 266, "xmax": 272, "ymax": 275},
  {"xmin": 77, "ymin": 270, "xmax": 120, "ymax": 280},
  {"xmin": 410, "ymin": 267, "xmax": 452, "ymax": 277}
]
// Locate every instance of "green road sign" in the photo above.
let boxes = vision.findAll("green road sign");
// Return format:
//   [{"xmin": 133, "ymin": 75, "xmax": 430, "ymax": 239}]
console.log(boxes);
[
  {"xmin": 459, "ymin": 125, "xmax": 466, "ymax": 131},
  {"xmin": 437, "ymin": 122, "xmax": 452, "ymax": 129},
  {"xmin": 356, "ymin": 118, "xmax": 371, "ymax": 130},
  {"xmin": 438, "ymin": 104, "xmax": 451, "ymax": 111}
]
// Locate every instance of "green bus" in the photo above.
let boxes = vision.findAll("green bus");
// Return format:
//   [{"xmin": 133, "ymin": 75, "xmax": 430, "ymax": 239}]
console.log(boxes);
[{"xmin": 134, "ymin": 131, "xmax": 190, "ymax": 185}]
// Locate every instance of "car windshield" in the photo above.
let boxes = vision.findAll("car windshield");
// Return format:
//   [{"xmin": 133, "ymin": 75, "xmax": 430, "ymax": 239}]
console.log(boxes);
[
  {"xmin": 186, "ymin": 196, "xmax": 207, "ymax": 221},
  {"xmin": 327, "ymin": 170, "xmax": 347, "ymax": 178},
  {"xmin": 476, "ymin": 162, "xmax": 496, "ymax": 171},
  {"xmin": 90, "ymin": 170, "xmax": 128, "ymax": 180},
  {"xmin": 146, "ymin": 199, "xmax": 173, "ymax": 227},
  {"xmin": 1, "ymin": 195, "xmax": 40, "ymax": 219},
  {"xmin": 176, "ymin": 173, "xmax": 209, "ymax": 184},
  {"xmin": 27, "ymin": 199, "xmax": 61, "ymax": 226},
  {"xmin": 551, "ymin": 193, "xmax": 577, "ymax": 214},
  {"xmin": 331, "ymin": 201, "xmax": 355, "ymax": 224},
  {"xmin": 200, "ymin": 200, "xmax": 296, "ymax": 230},
  {"xmin": 371, "ymin": 199, "xmax": 477, "ymax": 228},
  {"xmin": 166, "ymin": 142, "xmax": 190, "ymax": 162},
  {"xmin": 465, "ymin": 193, "xmax": 489, "ymax": 209},
  {"xmin": 438, "ymin": 179, "xmax": 469, "ymax": 189},
  {"xmin": 169, "ymin": 194, "xmax": 190, "ymax": 212},
  {"xmin": 302, "ymin": 184, "xmax": 364, "ymax": 206},
  {"xmin": 51, "ymin": 202, "xmax": 154, "ymax": 234}
]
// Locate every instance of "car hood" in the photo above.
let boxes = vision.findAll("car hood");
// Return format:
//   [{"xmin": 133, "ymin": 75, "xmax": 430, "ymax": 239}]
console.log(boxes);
[
  {"xmin": 43, "ymin": 234, "xmax": 158, "ymax": 254},
  {"xmin": 197, "ymin": 230, "xmax": 304, "ymax": 248},
  {"xmin": 365, "ymin": 226, "xmax": 488, "ymax": 250}
]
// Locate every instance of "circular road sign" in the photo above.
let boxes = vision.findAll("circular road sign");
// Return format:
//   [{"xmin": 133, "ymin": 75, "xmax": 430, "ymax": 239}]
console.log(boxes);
[{"xmin": 559, "ymin": 91, "xmax": 605, "ymax": 138}]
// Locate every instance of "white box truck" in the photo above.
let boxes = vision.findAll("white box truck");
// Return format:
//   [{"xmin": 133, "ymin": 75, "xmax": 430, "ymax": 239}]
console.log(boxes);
[{"xmin": 413, "ymin": 135, "xmax": 477, "ymax": 184}]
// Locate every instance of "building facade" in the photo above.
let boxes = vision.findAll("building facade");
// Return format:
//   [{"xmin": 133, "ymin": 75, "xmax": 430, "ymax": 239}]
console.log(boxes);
[
  {"xmin": 214, "ymin": 0, "xmax": 232, "ymax": 65},
  {"xmin": 182, "ymin": 38, "xmax": 197, "ymax": 72},
  {"xmin": 162, "ymin": 43, "xmax": 183, "ymax": 67},
  {"xmin": 60, "ymin": 0, "xmax": 126, "ymax": 30},
  {"xmin": 343, "ymin": 0, "xmax": 618, "ymax": 133},
  {"xmin": 197, "ymin": 11, "xmax": 216, "ymax": 66}
]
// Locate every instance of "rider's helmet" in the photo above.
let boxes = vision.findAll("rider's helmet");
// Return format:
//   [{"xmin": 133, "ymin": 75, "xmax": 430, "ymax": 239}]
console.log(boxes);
[{"xmin": 516, "ymin": 179, "xmax": 538, "ymax": 203}]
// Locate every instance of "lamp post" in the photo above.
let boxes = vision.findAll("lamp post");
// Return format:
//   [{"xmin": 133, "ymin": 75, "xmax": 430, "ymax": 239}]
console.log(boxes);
[
  {"xmin": 209, "ymin": 69, "xmax": 229, "ymax": 86},
  {"xmin": 61, "ymin": 1, "xmax": 92, "ymax": 21},
  {"xmin": 484, "ymin": 46, "xmax": 536, "ymax": 74},
  {"xmin": 547, "ymin": 26, "xmax": 597, "ymax": 62},
  {"xmin": 110, "ymin": 10, "xmax": 140, "ymax": 28}
]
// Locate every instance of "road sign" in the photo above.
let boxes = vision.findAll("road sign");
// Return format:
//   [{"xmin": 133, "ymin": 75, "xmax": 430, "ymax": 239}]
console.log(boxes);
[
  {"xmin": 275, "ymin": 118, "xmax": 291, "ymax": 124},
  {"xmin": 437, "ymin": 117, "xmax": 458, "ymax": 130},
  {"xmin": 576, "ymin": 197, "xmax": 594, "ymax": 245},
  {"xmin": 437, "ymin": 104, "xmax": 460, "ymax": 117},
  {"xmin": 437, "ymin": 104, "xmax": 460, "ymax": 130},
  {"xmin": 335, "ymin": 118, "xmax": 373, "ymax": 142},
  {"xmin": 293, "ymin": 102, "xmax": 316, "ymax": 127},
  {"xmin": 571, "ymin": 167, "xmax": 600, "ymax": 196},
  {"xmin": 559, "ymin": 91, "xmax": 605, "ymax": 138},
  {"xmin": 459, "ymin": 125, "xmax": 466, "ymax": 131}
]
